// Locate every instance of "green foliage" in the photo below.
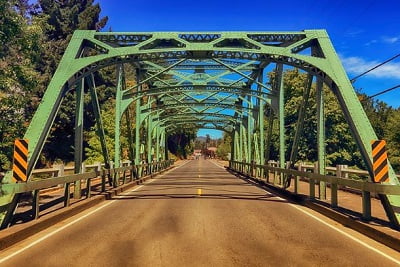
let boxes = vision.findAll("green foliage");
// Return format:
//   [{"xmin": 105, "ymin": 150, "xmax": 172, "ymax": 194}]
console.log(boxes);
[
  {"xmin": 266, "ymin": 69, "xmax": 364, "ymax": 168},
  {"xmin": 33, "ymin": 0, "xmax": 108, "ymax": 164},
  {"xmin": 0, "ymin": 0, "xmax": 44, "ymax": 171},
  {"xmin": 85, "ymin": 96, "xmax": 131, "ymax": 164},
  {"xmin": 167, "ymin": 129, "xmax": 196, "ymax": 159},
  {"xmin": 216, "ymin": 133, "xmax": 231, "ymax": 160},
  {"xmin": 1, "ymin": 0, "xmax": 400, "ymax": 177},
  {"xmin": 0, "ymin": 0, "xmax": 110, "ymax": 170},
  {"xmin": 360, "ymin": 94, "xmax": 400, "ymax": 171},
  {"xmin": 385, "ymin": 110, "xmax": 400, "ymax": 171},
  {"xmin": 85, "ymin": 101, "xmax": 114, "ymax": 163},
  {"xmin": 262, "ymin": 68, "xmax": 400, "ymax": 173}
]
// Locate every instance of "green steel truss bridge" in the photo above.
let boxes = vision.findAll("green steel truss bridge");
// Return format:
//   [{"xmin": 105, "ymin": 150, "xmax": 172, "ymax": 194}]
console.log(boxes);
[{"xmin": 1, "ymin": 30, "xmax": 400, "ymax": 228}]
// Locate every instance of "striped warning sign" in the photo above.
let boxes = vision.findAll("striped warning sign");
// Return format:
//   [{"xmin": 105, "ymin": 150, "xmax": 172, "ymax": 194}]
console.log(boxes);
[
  {"xmin": 12, "ymin": 139, "xmax": 28, "ymax": 182},
  {"xmin": 371, "ymin": 140, "xmax": 389, "ymax": 183}
]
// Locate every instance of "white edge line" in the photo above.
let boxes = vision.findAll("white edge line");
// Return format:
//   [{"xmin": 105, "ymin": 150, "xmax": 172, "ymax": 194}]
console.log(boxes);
[
  {"xmin": 229, "ymin": 164, "xmax": 400, "ymax": 264},
  {"xmin": 5, "ymin": 160, "xmax": 397, "ymax": 264},
  {"xmin": 289, "ymin": 203, "xmax": 400, "ymax": 264},
  {"xmin": 0, "ymin": 160, "xmax": 191, "ymax": 263},
  {"xmin": 208, "ymin": 159, "xmax": 226, "ymax": 170}
]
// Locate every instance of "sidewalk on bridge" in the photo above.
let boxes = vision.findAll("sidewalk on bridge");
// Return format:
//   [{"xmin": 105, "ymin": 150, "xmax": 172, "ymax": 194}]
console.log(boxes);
[
  {"xmin": 214, "ymin": 159, "xmax": 400, "ymax": 243},
  {"xmin": 11, "ymin": 160, "xmax": 188, "ymax": 226},
  {"xmin": 286, "ymin": 178, "xmax": 400, "ymax": 240}
]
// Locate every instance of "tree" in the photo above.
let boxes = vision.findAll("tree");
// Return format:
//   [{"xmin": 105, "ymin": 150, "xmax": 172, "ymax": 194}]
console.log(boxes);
[
  {"xmin": 216, "ymin": 133, "xmax": 231, "ymax": 160},
  {"xmin": 167, "ymin": 129, "xmax": 196, "ymax": 159},
  {"xmin": 0, "ymin": 0, "xmax": 45, "ymax": 172},
  {"xmin": 205, "ymin": 134, "xmax": 211, "ymax": 146},
  {"xmin": 384, "ymin": 109, "xmax": 400, "ymax": 171},
  {"xmin": 33, "ymin": 0, "xmax": 108, "ymax": 164},
  {"xmin": 266, "ymin": 69, "xmax": 361, "ymax": 167}
]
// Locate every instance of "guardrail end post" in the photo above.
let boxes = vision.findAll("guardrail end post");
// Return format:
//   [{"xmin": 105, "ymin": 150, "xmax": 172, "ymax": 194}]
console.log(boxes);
[
  {"xmin": 362, "ymin": 190, "xmax": 371, "ymax": 221},
  {"xmin": 86, "ymin": 178, "xmax": 91, "ymax": 198},
  {"xmin": 309, "ymin": 179, "xmax": 315, "ymax": 199},
  {"xmin": 64, "ymin": 183, "xmax": 71, "ymax": 207},
  {"xmin": 331, "ymin": 183, "xmax": 338, "ymax": 208},
  {"xmin": 32, "ymin": 189, "xmax": 40, "ymax": 220}
]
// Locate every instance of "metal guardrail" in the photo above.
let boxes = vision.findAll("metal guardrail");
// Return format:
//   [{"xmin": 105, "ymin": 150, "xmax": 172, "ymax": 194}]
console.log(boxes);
[
  {"xmin": 296, "ymin": 163, "xmax": 400, "ymax": 180},
  {"xmin": 0, "ymin": 160, "xmax": 174, "ymax": 220},
  {"xmin": 229, "ymin": 160, "xmax": 400, "ymax": 220}
]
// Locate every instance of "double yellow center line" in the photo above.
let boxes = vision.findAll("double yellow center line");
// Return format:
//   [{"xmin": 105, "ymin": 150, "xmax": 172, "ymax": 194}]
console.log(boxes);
[{"xmin": 198, "ymin": 167, "xmax": 201, "ymax": 195}]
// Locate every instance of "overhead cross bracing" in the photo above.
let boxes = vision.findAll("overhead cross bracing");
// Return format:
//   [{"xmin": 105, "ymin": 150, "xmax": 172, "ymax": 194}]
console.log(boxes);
[{"xmin": 0, "ymin": 30, "xmax": 400, "ymax": 229}]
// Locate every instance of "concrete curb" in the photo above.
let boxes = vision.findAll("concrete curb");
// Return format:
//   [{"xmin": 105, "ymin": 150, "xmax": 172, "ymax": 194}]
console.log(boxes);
[
  {"xmin": 0, "ymin": 166, "xmax": 174, "ymax": 251},
  {"xmin": 227, "ymin": 167, "xmax": 400, "ymax": 253}
]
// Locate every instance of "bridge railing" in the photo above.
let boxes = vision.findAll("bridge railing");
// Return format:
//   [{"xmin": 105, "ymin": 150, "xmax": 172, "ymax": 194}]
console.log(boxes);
[
  {"xmin": 229, "ymin": 160, "xmax": 400, "ymax": 220},
  {"xmin": 0, "ymin": 159, "xmax": 174, "ymax": 221},
  {"xmin": 29, "ymin": 161, "xmax": 128, "ymax": 180}
]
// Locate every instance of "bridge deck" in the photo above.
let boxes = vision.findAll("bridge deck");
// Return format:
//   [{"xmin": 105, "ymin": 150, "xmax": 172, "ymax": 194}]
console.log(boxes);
[{"xmin": 0, "ymin": 159, "xmax": 399, "ymax": 266}]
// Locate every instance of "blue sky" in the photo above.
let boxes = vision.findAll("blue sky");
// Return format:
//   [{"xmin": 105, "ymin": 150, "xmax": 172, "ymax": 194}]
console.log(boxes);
[{"xmin": 98, "ymin": 0, "xmax": 400, "ymax": 137}]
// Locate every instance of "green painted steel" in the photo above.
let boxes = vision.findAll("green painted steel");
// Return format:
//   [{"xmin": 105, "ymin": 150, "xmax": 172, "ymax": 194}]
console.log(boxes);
[
  {"xmin": 87, "ymin": 74, "xmax": 111, "ymax": 170},
  {"xmin": 316, "ymin": 77, "xmax": 326, "ymax": 199},
  {"xmin": 114, "ymin": 64, "xmax": 125, "ymax": 187},
  {"xmin": 0, "ymin": 29, "xmax": 399, "ymax": 229},
  {"xmin": 73, "ymin": 78, "xmax": 85, "ymax": 199}
]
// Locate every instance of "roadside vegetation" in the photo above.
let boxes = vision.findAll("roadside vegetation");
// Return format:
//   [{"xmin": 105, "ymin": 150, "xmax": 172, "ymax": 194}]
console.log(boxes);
[{"xmin": 1, "ymin": 1, "xmax": 399, "ymax": 173}]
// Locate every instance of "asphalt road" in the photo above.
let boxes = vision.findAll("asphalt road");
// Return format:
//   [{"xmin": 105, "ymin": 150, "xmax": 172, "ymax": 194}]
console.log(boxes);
[{"xmin": 1, "ymin": 159, "xmax": 399, "ymax": 266}]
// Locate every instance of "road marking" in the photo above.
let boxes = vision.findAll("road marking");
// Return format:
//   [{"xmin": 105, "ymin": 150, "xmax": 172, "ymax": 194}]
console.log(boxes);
[
  {"xmin": 197, "ymin": 189, "xmax": 202, "ymax": 196},
  {"xmin": 288, "ymin": 203, "xmax": 400, "ymax": 265},
  {"xmin": 208, "ymin": 160, "xmax": 226, "ymax": 170},
  {"xmin": 230, "ymin": 167, "xmax": 400, "ymax": 263},
  {"xmin": 0, "ymin": 160, "xmax": 192, "ymax": 264}
]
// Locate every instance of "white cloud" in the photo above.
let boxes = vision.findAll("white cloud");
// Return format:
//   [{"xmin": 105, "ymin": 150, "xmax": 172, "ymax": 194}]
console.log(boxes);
[
  {"xmin": 345, "ymin": 29, "xmax": 365, "ymax": 37},
  {"xmin": 340, "ymin": 56, "xmax": 400, "ymax": 80},
  {"xmin": 364, "ymin": 39, "xmax": 377, "ymax": 46},
  {"xmin": 382, "ymin": 36, "xmax": 399, "ymax": 44}
]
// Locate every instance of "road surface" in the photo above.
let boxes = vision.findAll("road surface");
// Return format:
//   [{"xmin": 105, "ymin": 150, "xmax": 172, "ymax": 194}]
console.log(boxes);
[{"xmin": 1, "ymin": 159, "xmax": 399, "ymax": 266}]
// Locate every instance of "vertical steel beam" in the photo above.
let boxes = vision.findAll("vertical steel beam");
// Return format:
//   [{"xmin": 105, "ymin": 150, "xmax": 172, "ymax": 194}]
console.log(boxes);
[
  {"xmin": 289, "ymin": 74, "xmax": 313, "ymax": 165},
  {"xmin": 125, "ymin": 108, "xmax": 135, "ymax": 162},
  {"xmin": 258, "ymin": 69, "xmax": 265, "ymax": 167},
  {"xmin": 164, "ymin": 133, "xmax": 169, "ymax": 160},
  {"xmin": 161, "ymin": 129, "xmax": 166, "ymax": 161},
  {"xmin": 285, "ymin": 74, "xmax": 313, "ymax": 188},
  {"xmin": 146, "ymin": 99, "xmax": 153, "ymax": 165},
  {"xmin": 276, "ymin": 64, "xmax": 285, "ymax": 171},
  {"xmin": 114, "ymin": 64, "xmax": 124, "ymax": 187},
  {"xmin": 87, "ymin": 74, "xmax": 110, "ymax": 170},
  {"xmin": 73, "ymin": 79, "xmax": 84, "ymax": 199},
  {"xmin": 265, "ymin": 108, "xmax": 274, "ymax": 162},
  {"xmin": 156, "ymin": 126, "xmax": 160, "ymax": 162},
  {"xmin": 247, "ymin": 96, "xmax": 253, "ymax": 164},
  {"xmin": 235, "ymin": 126, "xmax": 241, "ymax": 161},
  {"xmin": 135, "ymin": 70, "xmax": 142, "ymax": 166},
  {"xmin": 316, "ymin": 77, "xmax": 326, "ymax": 199},
  {"xmin": 241, "ymin": 124, "xmax": 248, "ymax": 162},
  {"xmin": 275, "ymin": 63, "xmax": 286, "ymax": 186},
  {"xmin": 230, "ymin": 131, "xmax": 235, "ymax": 166},
  {"xmin": 147, "ymin": 110, "xmax": 153, "ymax": 165}
]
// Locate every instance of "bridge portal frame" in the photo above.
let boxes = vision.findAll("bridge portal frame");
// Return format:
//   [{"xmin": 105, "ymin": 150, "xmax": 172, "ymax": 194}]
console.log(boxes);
[{"xmin": 0, "ymin": 30, "xmax": 399, "ymax": 229}]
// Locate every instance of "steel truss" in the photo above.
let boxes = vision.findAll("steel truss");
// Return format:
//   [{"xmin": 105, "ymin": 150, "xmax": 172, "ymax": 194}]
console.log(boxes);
[{"xmin": 1, "ymin": 30, "xmax": 399, "ymax": 228}]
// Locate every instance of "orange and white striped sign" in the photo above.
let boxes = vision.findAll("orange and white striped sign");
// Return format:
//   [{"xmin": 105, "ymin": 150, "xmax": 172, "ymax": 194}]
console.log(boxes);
[
  {"xmin": 371, "ymin": 140, "xmax": 389, "ymax": 183},
  {"xmin": 12, "ymin": 139, "xmax": 29, "ymax": 182}
]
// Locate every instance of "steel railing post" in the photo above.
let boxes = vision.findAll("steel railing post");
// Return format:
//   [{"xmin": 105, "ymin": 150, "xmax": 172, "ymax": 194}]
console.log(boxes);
[
  {"xmin": 362, "ymin": 190, "xmax": 371, "ymax": 220},
  {"xmin": 32, "ymin": 189, "xmax": 40, "ymax": 220}
]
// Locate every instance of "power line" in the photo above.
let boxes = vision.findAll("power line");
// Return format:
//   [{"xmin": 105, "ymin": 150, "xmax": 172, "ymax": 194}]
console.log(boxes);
[
  {"xmin": 350, "ymin": 53, "xmax": 400, "ymax": 83},
  {"xmin": 363, "ymin": 84, "xmax": 400, "ymax": 101}
]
